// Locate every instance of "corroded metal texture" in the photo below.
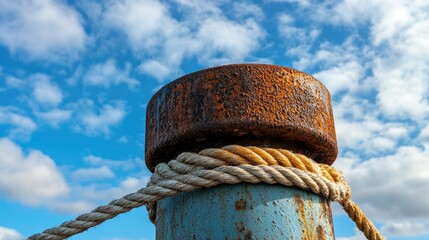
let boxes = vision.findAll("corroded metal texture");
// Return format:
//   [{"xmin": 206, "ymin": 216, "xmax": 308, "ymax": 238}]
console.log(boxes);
[
  {"xmin": 145, "ymin": 64, "xmax": 337, "ymax": 171},
  {"xmin": 156, "ymin": 183, "xmax": 335, "ymax": 240}
]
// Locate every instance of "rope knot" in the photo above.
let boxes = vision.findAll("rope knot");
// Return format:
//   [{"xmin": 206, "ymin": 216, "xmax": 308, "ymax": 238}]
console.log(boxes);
[{"xmin": 29, "ymin": 145, "xmax": 383, "ymax": 240}]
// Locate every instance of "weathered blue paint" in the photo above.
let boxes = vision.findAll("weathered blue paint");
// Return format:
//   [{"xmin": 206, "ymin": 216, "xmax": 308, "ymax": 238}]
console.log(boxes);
[{"xmin": 156, "ymin": 183, "xmax": 335, "ymax": 240}]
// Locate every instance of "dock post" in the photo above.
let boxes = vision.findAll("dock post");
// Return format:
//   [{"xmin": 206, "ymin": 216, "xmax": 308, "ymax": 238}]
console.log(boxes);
[{"xmin": 145, "ymin": 64, "xmax": 338, "ymax": 239}]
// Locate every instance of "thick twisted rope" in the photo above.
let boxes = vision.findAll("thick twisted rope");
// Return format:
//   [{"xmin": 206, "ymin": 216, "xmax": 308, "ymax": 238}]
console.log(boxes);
[{"xmin": 29, "ymin": 145, "xmax": 383, "ymax": 240}]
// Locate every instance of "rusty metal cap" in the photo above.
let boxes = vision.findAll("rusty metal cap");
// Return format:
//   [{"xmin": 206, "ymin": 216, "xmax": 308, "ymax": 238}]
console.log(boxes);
[{"xmin": 145, "ymin": 64, "xmax": 337, "ymax": 172}]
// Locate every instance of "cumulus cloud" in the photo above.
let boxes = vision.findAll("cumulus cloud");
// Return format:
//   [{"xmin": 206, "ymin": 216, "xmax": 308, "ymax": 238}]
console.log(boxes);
[
  {"xmin": 53, "ymin": 161, "xmax": 147, "ymax": 214},
  {"xmin": 57, "ymin": 153, "xmax": 149, "ymax": 213},
  {"xmin": 0, "ymin": 107, "xmax": 37, "ymax": 139},
  {"xmin": 335, "ymin": 145, "xmax": 429, "ymax": 221},
  {"xmin": 231, "ymin": 2, "xmax": 265, "ymax": 21},
  {"xmin": 381, "ymin": 221, "xmax": 429, "ymax": 237},
  {"xmin": 2, "ymin": 73, "xmax": 70, "ymax": 128},
  {"xmin": 5, "ymin": 76, "xmax": 24, "ymax": 89},
  {"xmin": 71, "ymin": 166, "xmax": 115, "ymax": 181},
  {"xmin": 104, "ymin": 0, "xmax": 176, "ymax": 50},
  {"xmin": 0, "ymin": 226, "xmax": 23, "ymax": 240},
  {"xmin": 278, "ymin": 3, "xmax": 429, "ymax": 237},
  {"xmin": 332, "ymin": 95, "xmax": 411, "ymax": 153},
  {"xmin": 314, "ymin": 61, "xmax": 364, "ymax": 95},
  {"xmin": 277, "ymin": 13, "xmax": 320, "ymax": 58},
  {"xmin": 307, "ymin": 0, "xmax": 429, "ymax": 120},
  {"xmin": 74, "ymin": 100, "xmax": 127, "ymax": 136},
  {"xmin": 34, "ymin": 109, "xmax": 72, "ymax": 127},
  {"xmin": 74, "ymin": 176, "xmax": 150, "ymax": 203},
  {"xmin": 0, "ymin": 0, "xmax": 87, "ymax": 61},
  {"xmin": 0, "ymin": 139, "xmax": 147, "ymax": 216},
  {"xmin": 138, "ymin": 60, "xmax": 171, "ymax": 82},
  {"xmin": 31, "ymin": 74, "xmax": 63, "ymax": 107},
  {"xmin": 66, "ymin": 65, "xmax": 84, "ymax": 86},
  {"xmin": 0, "ymin": 138, "xmax": 69, "ymax": 205},
  {"xmin": 277, "ymin": 0, "xmax": 427, "ymax": 151},
  {"xmin": 195, "ymin": 18, "xmax": 263, "ymax": 65},
  {"xmin": 102, "ymin": 0, "xmax": 265, "ymax": 81},
  {"xmin": 49, "ymin": 200, "xmax": 95, "ymax": 215},
  {"xmin": 84, "ymin": 155, "xmax": 143, "ymax": 171},
  {"xmin": 83, "ymin": 58, "xmax": 139, "ymax": 89}
]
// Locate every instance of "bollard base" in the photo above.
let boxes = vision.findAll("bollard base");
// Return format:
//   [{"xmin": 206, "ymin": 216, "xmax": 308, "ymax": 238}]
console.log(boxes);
[{"xmin": 156, "ymin": 183, "xmax": 335, "ymax": 240}]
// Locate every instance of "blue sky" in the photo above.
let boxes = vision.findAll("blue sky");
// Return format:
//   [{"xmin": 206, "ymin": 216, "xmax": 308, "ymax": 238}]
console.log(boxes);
[{"xmin": 1, "ymin": 0, "xmax": 429, "ymax": 239}]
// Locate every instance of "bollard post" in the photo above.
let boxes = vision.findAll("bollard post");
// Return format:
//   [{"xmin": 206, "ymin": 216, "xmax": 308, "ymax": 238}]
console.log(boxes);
[{"xmin": 145, "ymin": 64, "xmax": 338, "ymax": 239}]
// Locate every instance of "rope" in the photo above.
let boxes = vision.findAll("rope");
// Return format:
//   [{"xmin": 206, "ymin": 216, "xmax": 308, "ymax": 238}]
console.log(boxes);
[{"xmin": 29, "ymin": 145, "xmax": 383, "ymax": 240}]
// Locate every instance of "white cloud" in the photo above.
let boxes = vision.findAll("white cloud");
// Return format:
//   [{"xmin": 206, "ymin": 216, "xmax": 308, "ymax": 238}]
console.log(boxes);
[
  {"xmin": 104, "ymin": 0, "xmax": 174, "ymax": 50},
  {"xmin": 0, "ymin": 107, "xmax": 37, "ymax": 138},
  {"xmin": 277, "ymin": 13, "xmax": 322, "ymax": 66},
  {"xmin": 317, "ymin": 0, "xmax": 421, "ymax": 47},
  {"xmin": 31, "ymin": 74, "xmax": 63, "ymax": 107},
  {"xmin": 313, "ymin": 61, "xmax": 364, "ymax": 95},
  {"xmin": 103, "ymin": 0, "xmax": 188, "ymax": 76},
  {"xmin": 66, "ymin": 65, "xmax": 84, "ymax": 86},
  {"xmin": 0, "ymin": 226, "xmax": 23, "ymax": 240},
  {"xmin": 278, "ymin": 3, "xmax": 429, "ymax": 237},
  {"xmin": 75, "ymin": 176, "xmax": 150, "ymax": 203},
  {"xmin": 72, "ymin": 166, "xmax": 115, "ymax": 181},
  {"xmin": 308, "ymin": 0, "xmax": 429, "ymax": 120},
  {"xmin": 76, "ymin": 100, "xmax": 127, "ymax": 136},
  {"xmin": 335, "ymin": 145, "xmax": 429, "ymax": 221},
  {"xmin": 381, "ymin": 221, "xmax": 429, "ymax": 237},
  {"xmin": 231, "ymin": 2, "xmax": 264, "ymax": 21},
  {"xmin": 103, "ymin": 0, "xmax": 265, "ymax": 81},
  {"xmin": 333, "ymin": 95, "xmax": 411, "ymax": 153},
  {"xmin": 49, "ymin": 200, "xmax": 95, "ymax": 215},
  {"xmin": 83, "ymin": 58, "xmax": 139, "ymax": 89},
  {"xmin": 43, "ymin": 154, "xmax": 144, "ymax": 215},
  {"xmin": 0, "ymin": 0, "xmax": 87, "ymax": 61},
  {"xmin": 58, "ymin": 154, "xmax": 148, "ymax": 212},
  {"xmin": 34, "ymin": 109, "xmax": 71, "ymax": 127},
  {"xmin": 294, "ymin": 36, "xmax": 363, "ymax": 72},
  {"xmin": 268, "ymin": 0, "xmax": 311, "ymax": 5},
  {"xmin": 418, "ymin": 123, "xmax": 429, "ymax": 141},
  {"xmin": 5, "ymin": 76, "xmax": 24, "ymax": 89},
  {"xmin": 138, "ymin": 60, "xmax": 171, "ymax": 82},
  {"xmin": 373, "ymin": 55, "xmax": 429, "ymax": 120},
  {"xmin": 195, "ymin": 18, "xmax": 264, "ymax": 65},
  {"xmin": 84, "ymin": 155, "xmax": 143, "ymax": 171},
  {"xmin": 0, "ymin": 138, "xmax": 69, "ymax": 205},
  {"xmin": 278, "ymin": 14, "xmax": 301, "ymax": 35},
  {"xmin": 335, "ymin": 116, "xmax": 402, "ymax": 153}
]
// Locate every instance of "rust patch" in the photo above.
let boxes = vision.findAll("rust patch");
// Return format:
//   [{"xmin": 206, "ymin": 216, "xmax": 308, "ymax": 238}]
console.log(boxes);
[
  {"xmin": 244, "ymin": 231, "xmax": 252, "ymax": 240},
  {"xmin": 145, "ymin": 64, "xmax": 337, "ymax": 172},
  {"xmin": 235, "ymin": 221, "xmax": 252, "ymax": 240},
  {"xmin": 235, "ymin": 222, "xmax": 245, "ymax": 232},
  {"xmin": 317, "ymin": 225, "xmax": 325, "ymax": 240},
  {"xmin": 294, "ymin": 195, "xmax": 312, "ymax": 240},
  {"xmin": 320, "ymin": 198, "xmax": 334, "ymax": 227},
  {"xmin": 235, "ymin": 199, "xmax": 247, "ymax": 211}
]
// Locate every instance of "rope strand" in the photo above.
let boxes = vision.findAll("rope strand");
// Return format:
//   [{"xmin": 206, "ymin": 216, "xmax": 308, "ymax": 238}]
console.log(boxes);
[{"xmin": 29, "ymin": 145, "xmax": 383, "ymax": 240}]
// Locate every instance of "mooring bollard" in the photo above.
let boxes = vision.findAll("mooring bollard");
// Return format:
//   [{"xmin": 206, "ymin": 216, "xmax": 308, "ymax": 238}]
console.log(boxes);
[{"xmin": 145, "ymin": 64, "xmax": 338, "ymax": 239}]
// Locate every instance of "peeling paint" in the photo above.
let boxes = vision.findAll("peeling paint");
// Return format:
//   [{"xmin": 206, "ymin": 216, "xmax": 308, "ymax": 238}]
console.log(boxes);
[{"xmin": 156, "ymin": 184, "xmax": 335, "ymax": 239}]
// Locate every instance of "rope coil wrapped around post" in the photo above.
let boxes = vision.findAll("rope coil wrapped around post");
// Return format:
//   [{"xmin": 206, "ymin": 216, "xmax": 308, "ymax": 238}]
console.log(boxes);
[{"xmin": 29, "ymin": 145, "xmax": 384, "ymax": 240}]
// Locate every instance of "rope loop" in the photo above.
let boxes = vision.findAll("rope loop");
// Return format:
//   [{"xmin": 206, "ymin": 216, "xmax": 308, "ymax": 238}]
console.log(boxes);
[{"xmin": 29, "ymin": 145, "xmax": 383, "ymax": 240}]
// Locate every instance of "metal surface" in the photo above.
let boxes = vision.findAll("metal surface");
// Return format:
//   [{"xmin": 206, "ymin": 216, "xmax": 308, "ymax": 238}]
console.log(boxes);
[
  {"xmin": 145, "ymin": 64, "xmax": 338, "ymax": 239},
  {"xmin": 156, "ymin": 183, "xmax": 335, "ymax": 240},
  {"xmin": 145, "ymin": 64, "xmax": 337, "ymax": 172}
]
